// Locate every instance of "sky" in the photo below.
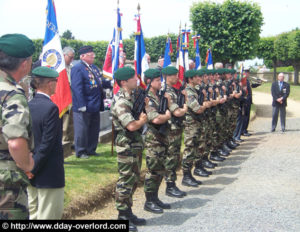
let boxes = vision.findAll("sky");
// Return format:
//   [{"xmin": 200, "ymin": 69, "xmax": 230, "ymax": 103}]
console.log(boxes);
[{"xmin": 1, "ymin": 0, "xmax": 300, "ymax": 42}]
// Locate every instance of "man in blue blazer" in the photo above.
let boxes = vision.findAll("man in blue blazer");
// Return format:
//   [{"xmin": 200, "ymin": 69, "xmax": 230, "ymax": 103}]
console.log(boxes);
[
  {"xmin": 271, "ymin": 73, "xmax": 290, "ymax": 132},
  {"xmin": 27, "ymin": 66, "xmax": 65, "ymax": 219},
  {"xmin": 71, "ymin": 46, "xmax": 112, "ymax": 158}
]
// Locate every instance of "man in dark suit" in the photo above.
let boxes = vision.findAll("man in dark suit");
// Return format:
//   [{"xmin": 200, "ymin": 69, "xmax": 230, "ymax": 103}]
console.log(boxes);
[
  {"xmin": 27, "ymin": 66, "xmax": 65, "ymax": 219},
  {"xmin": 71, "ymin": 46, "xmax": 112, "ymax": 159},
  {"xmin": 241, "ymin": 68, "xmax": 261, "ymax": 136},
  {"xmin": 271, "ymin": 73, "xmax": 290, "ymax": 132}
]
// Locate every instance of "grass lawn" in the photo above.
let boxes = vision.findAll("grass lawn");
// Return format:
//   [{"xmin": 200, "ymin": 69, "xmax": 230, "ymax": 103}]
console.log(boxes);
[{"xmin": 254, "ymin": 82, "xmax": 300, "ymax": 101}]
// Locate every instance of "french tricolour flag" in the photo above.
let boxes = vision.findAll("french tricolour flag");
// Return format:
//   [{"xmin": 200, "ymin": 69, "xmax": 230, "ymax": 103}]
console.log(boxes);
[
  {"xmin": 174, "ymin": 30, "xmax": 185, "ymax": 89},
  {"xmin": 41, "ymin": 0, "xmax": 72, "ymax": 117},
  {"xmin": 134, "ymin": 14, "xmax": 148, "ymax": 89}
]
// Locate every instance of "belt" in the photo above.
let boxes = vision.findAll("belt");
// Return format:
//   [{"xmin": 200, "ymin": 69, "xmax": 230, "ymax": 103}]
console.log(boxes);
[{"xmin": 0, "ymin": 160, "xmax": 18, "ymax": 170}]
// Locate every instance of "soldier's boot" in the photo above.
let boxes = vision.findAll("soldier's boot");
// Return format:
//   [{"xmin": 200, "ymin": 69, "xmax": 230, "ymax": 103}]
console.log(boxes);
[
  {"xmin": 210, "ymin": 151, "xmax": 226, "ymax": 162},
  {"xmin": 194, "ymin": 161, "xmax": 212, "ymax": 177},
  {"xmin": 128, "ymin": 208, "xmax": 146, "ymax": 226},
  {"xmin": 217, "ymin": 147, "xmax": 230, "ymax": 157},
  {"xmin": 118, "ymin": 209, "xmax": 138, "ymax": 232},
  {"xmin": 226, "ymin": 140, "xmax": 237, "ymax": 149},
  {"xmin": 202, "ymin": 155, "xmax": 218, "ymax": 168},
  {"xmin": 144, "ymin": 192, "xmax": 163, "ymax": 214},
  {"xmin": 154, "ymin": 191, "xmax": 171, "ymax": 209},
  {"xmin": 182, "ymin": 171, "xmax": 199, "ymax": 187},
  {"xmin": 230, "ymin": 139, "xmax": 239, "ymax": 147},
  {"xmin": 222, "ymin": 143, "xmax": 232, "ymax": 153},
  {"xmin": 166, "ymin": 182, "xmax": 186, "ymax": 198}
]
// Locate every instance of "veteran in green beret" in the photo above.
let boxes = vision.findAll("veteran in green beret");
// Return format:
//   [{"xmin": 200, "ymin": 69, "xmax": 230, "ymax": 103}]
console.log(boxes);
[
  {"xmin": 0, "ymin": 33, "xmax": 35, "ymax": 219},
  {"xmin": 143, "ymin": 69, "xmax": 172, "ymax": 214},
  {"xmin": 111, "ymin": 67, "xmax": 147, "ymax": 231},
  {"xmin": 162, "ymin": 66, "xmax": 188, "ymax": 198}
]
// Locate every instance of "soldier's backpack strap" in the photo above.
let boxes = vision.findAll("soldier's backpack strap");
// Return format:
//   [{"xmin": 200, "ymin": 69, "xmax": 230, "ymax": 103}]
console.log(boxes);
[{"xmin": 0, "ymin": 90, "xmax": 17, "ymax": 107}]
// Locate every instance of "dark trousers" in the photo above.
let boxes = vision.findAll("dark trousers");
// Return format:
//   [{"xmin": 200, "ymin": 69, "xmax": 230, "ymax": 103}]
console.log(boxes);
[
  {"xmin": 234, "ymin": 108, "xmax": 244, "ymax": 139},
  {"xmin": 272, "ymin": 105, "xmax": 286, "ymax": 131},
  {"xmin": 242, "ymin": 103, "xmax": 251, "ymax": 134},
  {"xmin": 73, "ymin": 111, "xmax": 100, "ymax": 157}
]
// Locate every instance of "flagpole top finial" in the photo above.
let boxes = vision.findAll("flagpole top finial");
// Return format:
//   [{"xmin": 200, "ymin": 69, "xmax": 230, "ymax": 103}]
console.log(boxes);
[
  {"xmin": 117, "ymin": 0, "xmax": 119, "ymax": 6},
  {"xmin": 137, "ymin": 3, "xmax": 140, "ymax": 12}
]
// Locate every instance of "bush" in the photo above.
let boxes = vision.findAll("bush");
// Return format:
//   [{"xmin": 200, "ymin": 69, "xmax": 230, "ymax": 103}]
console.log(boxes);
[{"xmin": 270, "ymin": 66, "xmax": 294, "ymax": 72}]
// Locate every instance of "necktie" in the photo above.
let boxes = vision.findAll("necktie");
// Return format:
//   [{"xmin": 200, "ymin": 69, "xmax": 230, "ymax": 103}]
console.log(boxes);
[{"xmin": 280, "ymin": 82, "xmax": 283, "ymax": 90}]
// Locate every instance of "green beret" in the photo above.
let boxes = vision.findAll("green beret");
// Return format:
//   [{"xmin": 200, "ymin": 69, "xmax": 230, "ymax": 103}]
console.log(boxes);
[
  {"xmin": 144, "ymin": 69, "xmax": 161, "ymax": 79},
  {"xmin": 200, "ymin": 68, "xmax": 208, "ymax": 75},
  {"xmin": 114, "ymin": 67, "xmax": 136, "ymax": 81},
  {"xmin": 230, "ymin": 69, "xmax": 236, "ymax": 74},
  {"xmin": 161, "ymin": 66, "xmax": 178, "ymax": 75},
  {"xmin": 184, "ymin": 70, "xmax": 197, "ymax": 78},
  {"xmin": 0, "ymin": 33, "xmax": 35, "ymax": 58},
  {"xmin": 215, "ymin": 69, "xmax": 223, "ymax": 74},
  {"xmin": 32, "ymin": 66, "xmax": 59, "ymax": 78}
]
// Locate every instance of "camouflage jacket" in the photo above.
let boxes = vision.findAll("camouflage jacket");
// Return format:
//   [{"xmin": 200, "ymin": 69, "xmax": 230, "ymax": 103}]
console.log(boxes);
[
  {"xmin": 111, "ymin": 88, "xmax": 143, "ymax": 153},
  {"xmin": 0, "ymin": 70, "xmax": 34, "ymax": 161},
  {"xmin": 185, "ymin": 84, "xmax": 202, "ymax": 124},
  {"xmin": 145, "ymin": 90, "xmax": 168, "ymax": 145},
  {"xmin": 166, "ymin": 84, "xmax": 184, "ymax": 130}
]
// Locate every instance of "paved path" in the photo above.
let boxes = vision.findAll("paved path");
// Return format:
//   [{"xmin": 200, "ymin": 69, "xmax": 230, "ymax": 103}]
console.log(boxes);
[{"xmin": 137, "ymin": 91, "xmax": 300, "ymax": 232}]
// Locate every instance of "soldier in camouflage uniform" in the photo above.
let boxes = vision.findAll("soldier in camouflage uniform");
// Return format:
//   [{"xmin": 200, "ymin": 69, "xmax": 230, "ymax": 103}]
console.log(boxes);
[
  {"xmin": 111, "ymin": 67, "xmax": 147, "ymax": 232},
  {"xmin": 162, "ymin": 66, "xmax": 188, "ymax": 198},
  {"xmin": 0, "ymin": 34, "xmax": 35, "ymax": 219},
  {"xmin": 143, "ymin": 69, "xmax": 172, "ymax": 214},
  {"xmin": 181, "ymin": 70, "xmax": 209, "ymax": 188}
]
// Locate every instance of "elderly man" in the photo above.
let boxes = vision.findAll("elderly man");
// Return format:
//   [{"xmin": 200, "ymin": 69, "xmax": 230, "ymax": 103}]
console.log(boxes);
[
  {"xmin": 0, "ymin": 33, "xmax": 35, "ymax": 219},
  {"xmin": 71, "ymin": 46, "xmax": 112, "ymax": 159},
  {"xmin": 62, "ymin": 47, "xmax": 75, "ymax": 157},
  {"xmin": 27, "ymin": 66, "xmax": 64, "ymax": 219},
  {"xmin": 271, "ymin": 73, "xmax": 290, "ymax": 132}
]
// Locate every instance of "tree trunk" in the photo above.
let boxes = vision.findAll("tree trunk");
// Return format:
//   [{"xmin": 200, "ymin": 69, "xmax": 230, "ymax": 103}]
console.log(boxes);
[
  {"xmin": 294, "ymin": 65, "xmax": 300, "ymax": 85},
  {"xmin": 273, "ymin": 61, "xmax": 277, "ymax": 82}
]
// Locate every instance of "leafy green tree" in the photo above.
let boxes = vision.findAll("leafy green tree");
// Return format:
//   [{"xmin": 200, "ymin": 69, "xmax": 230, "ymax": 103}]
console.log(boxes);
[
  {"xmin": 61, "ymin": 30, "xmax": 75, "ymax": 40},
  {"xmin": 190, "ymin": 0, "xmax": 263, "ymax": 65}
]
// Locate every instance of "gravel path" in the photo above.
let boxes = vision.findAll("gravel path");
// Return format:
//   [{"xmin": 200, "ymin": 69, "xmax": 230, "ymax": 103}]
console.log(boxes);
[{"xmin": 79, "ymin": 92, "xmax": 300, "ymax": 232}]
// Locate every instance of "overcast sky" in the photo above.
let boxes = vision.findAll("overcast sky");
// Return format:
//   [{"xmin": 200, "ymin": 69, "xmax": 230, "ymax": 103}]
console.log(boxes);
[{"xmin": 0, "ymin": 0, "xmax": 299, "ymax": 41}]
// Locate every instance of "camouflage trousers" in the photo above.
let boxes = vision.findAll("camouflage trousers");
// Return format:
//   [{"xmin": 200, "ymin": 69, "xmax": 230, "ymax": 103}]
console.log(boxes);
[
  {"xmin": 208, "ymin": 110, "xmax": 219, "ymax": 152},
  {"xmin": 182, "ymin": 119, "xmax": 206, "ymax": 172},
  {"xmin": 144, "ymin": 137, "xmax": 168, "ymax": 193},
  {"xmin": 217, "ymin": 106, "xmax": 229, "ymax": 144},
  {"xmin": 0, "ymin": 170, "xmax": 29, "ymax": 220},
  {"xmin": 165, "ymin": 128, "xmax": 183, "ymax": 183},
  {"xmin": 115, "ymin": 149, "xmax": 142, "ymax": 211},
  {"xmin": 229, "ymin": 106, "xmax": 239, "ymax": 138}
]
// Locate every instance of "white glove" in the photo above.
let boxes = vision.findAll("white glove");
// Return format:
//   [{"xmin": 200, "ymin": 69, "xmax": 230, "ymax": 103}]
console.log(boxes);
[{"xmin": 78, "ymin": 106, "xmax": 87, "ymax": 112}]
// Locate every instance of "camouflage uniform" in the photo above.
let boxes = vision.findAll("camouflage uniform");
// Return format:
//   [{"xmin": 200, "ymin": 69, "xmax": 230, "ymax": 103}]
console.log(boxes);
[
  {"xmin": 165, "ymin": 85, "xmax": 183, "ymax": 183},
  {"xmin": 0, "ymin": 71, "xmax": 34, "ymax": 219},
  {"xmin": 182, "ymin": 84, "xmax": 203, "ymax": 171},
  {"xmin": 111, "ymin": 88, "xmax": 144, "ymax": 211},
  {"xmin": 144, "ymin": 91, "xmax": 168, "ymax": 193}
]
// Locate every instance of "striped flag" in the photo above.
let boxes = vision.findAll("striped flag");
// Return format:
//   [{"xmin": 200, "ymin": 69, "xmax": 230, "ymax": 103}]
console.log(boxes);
[
  {"xmin": 103, "ymin": 6, "xmax": 123, "ymax": 94},
  {"xmin": 175, "ymin": 28, "xmax": 185, "ymax": 89},
  {"xmin": 41, "ymin": 0, "xmax": 72, "ymax": 117},
  {"xmin": 182, "ymin": 28, "xmax": 190, "ymax": 71},
  {"xmin": 134, "ymin": 12, "xmax": 148, "ymax": 89},
  {"xmin": 205, "ymin": 48, "xmax": 213, "ymax": 69}
]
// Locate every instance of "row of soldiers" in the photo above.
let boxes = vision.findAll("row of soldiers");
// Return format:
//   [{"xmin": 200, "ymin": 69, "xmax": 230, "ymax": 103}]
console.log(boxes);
[{"xmin": 111, "ymin": 65, "xmax": 247, "ymax": 231}]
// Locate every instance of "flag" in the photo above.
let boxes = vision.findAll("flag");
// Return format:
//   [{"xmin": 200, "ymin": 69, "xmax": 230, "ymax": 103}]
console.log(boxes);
[
  {"xmin": 134, "ymin": 12, "xmax": 148, "ymax": 89},
  {"xmin": 163, "ymin": 36, "xmax": 173, "ymax": 68},
  {"xmin": 192, "ymin": 35, "xmax": 201, "ymax": 70},
  {"xmin": 103, "ymin": 6, "xmax": 123, "ymax": 94},
  {"xmin": 41, "ymin": 0, "xmax": 72, "ymax": 118},
  {"xmin": 175, "ymin": 29, "xmax": 184, "ymax": 89},
  {"xmin": 182, "ymin": 28, "xmax": 190, "ymax": 71},
  {"xmin": 205, "ymin": 48, "xmax": 213, "ymax": 69}
]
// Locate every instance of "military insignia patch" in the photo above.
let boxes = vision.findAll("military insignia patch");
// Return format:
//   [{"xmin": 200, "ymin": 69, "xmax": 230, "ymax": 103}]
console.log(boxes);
[{"xmin": 42, "ymin": 49, "xmax": 62, "ymax": 70}]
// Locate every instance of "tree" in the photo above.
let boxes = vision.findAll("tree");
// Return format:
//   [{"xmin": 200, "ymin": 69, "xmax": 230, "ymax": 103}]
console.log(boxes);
[
  {"xmin": 190, "ymin": 0, "xmax": 263, "ymax": 65},
  {"xmin": 257, "ymin": 37, "xmax": 277, "ymax": 81},
  {"xmin": 61, "ymin": 30, "xmax": 75, "ymax": 40}
]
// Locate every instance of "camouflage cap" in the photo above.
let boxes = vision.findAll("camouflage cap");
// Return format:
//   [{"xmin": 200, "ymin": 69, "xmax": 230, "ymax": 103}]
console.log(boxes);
[
  {"xmin": 161, "ymin": 66, "xmax": 178, "ymax": 75},
  {"xmin": 184, "ymin": 69, "xmax": 197, "ymax": 78},
  {"xmin": 0, "ymin": 33, "xmax": 35, "ymax": 58},
  {"xmin": 144, "ymin": 68, "xmax": 161, "ymax": 79},
  {"xmin": 114, "ymin": 67, "xmax": 136, "ymax": 81},
  {"xmin": 32, "ymin": 66, "xmax": 59, "ymax": 78}
]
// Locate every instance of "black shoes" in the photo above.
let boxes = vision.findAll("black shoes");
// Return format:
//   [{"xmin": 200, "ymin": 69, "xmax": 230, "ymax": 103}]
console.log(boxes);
[
  {"xmin": 234, "ymin": 138, "xmax": 244, "ymax": 143},
  {"xmin": 182, "ymin": 171, "xmax": 200, "ymax": 187},
  {"xmin": 154, "ymin": 191, "xmax": 171, "ymax": 209},
  {"xmin": 166, "ymin": 182, "xmax": 186, "ymax": 198},
  {"xmin": 128, "ymin": 208, "xmax": 146, "ymax": 225},
  {"xmin": 76, "ymin": 154, "xmax": 89, "ymax": 159},
  {"xmin": 243, "ymin": 132, "xmax": 252, "ymax": 136},
  {"xmin": 144, "ymin": 192, "xmax": 163, "ymax": 214},
  {"xmin": 193, "ymin": 162, "xmax": 212, "ymax": 177},
  {"xmin": 210, "ymin": 152, "xmax": 225, "ymax": 162},
  {"xmin": 202, "ymin": 158, "xmax": 217, "ymax": 168},
  {"xmin": 218, "ymin": 148, "xmax": 229, "ymax": 157},
  {"xmin": 118, "ymin": 208, "xmax": 146, "ymax": 232},
  {"xmin": 222, "ymin": 143, "xmax": 232, "ymax": 153}
]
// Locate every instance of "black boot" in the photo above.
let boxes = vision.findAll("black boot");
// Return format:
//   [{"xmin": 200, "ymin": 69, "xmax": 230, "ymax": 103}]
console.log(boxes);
[
  {"xmin": 223, "ymin": 143, "xmax": 232, "ymax": 153},
  {"xmin": 144, "ymin": 192, "xmax": 163, "ymax": 214},
  {"xmin": 182, "ymin": 171, "xmax": 199, "ymax": 187},
  {"xmin": 210, "ymin": 152, "xmax": 225, "ymax": 162},
  {"xmin": 217, "ymin": 148, "xmax": 229, "ymax": 157},
  {"xmin": 118, "ymin": 209, "xmax": 138, "ymax": 232},
  {"xmin": 231, "ymin": 139, "xmax": 239, "ymax": 147},
  {"xmin": 128, "ymin": 208, "xmax": 146, "ymax": 226},
  {"xmin": 226, "ymin": 141, "xmax": 236, "ymax": 149},
  {"xmin": 154, "ymin": 191, "xmax": 171, "ymax": 209},
  {"xmin": 166, "ymin": 182, "xmax": 186, "ymax": 198},
  {"xmin": 202, "ymin": 156, "xmax": 218, "ymax": 168},
  {"xmin": 194, "ymin": 162, "xmax": 212, "ymax": 177}
]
